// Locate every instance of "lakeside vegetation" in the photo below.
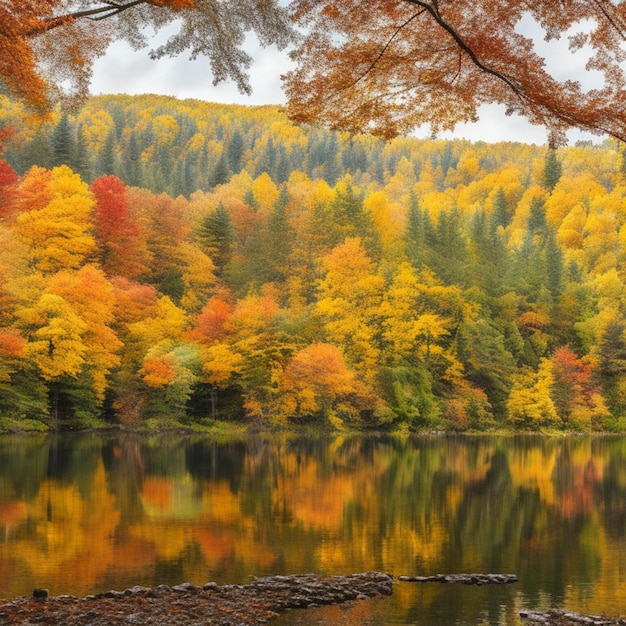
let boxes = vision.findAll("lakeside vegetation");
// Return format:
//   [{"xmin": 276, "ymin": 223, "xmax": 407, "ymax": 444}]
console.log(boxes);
[{"xmin": 1, "ymin": 94, "xmax": 626, "ymax": 433}]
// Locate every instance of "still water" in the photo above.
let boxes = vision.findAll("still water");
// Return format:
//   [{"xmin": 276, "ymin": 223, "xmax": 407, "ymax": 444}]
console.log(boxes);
[{"xmin": 0, "ymin": 433, "xmax": 625, "ymax": 624}]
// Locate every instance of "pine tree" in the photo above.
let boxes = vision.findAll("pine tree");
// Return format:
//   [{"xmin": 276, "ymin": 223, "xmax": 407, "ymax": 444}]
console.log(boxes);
[
  {"xmin": 51, "ymin": 114, "xmax": 75, "ymax": 169},
  {"xmin": 264, "ymin": 187, "xmax": 292, "ymax": 282},
  {"xmin": 543, "ymin": 148, "xmax": 563, "ymax": 192},
  {"xmin": 491, "ymin": 187, "xmax": 511, "ymax": 230},
  {"xmin": 227, "ymin": 129, "xmax": 244, "ymax": 173},
  {"xmin": 73, "ymin": 125, "xmax": 92, "ymax": 182},
  {"xmin": 126, "ymin": 131, "xmax": 143, "ymax": 188},
  {"xmin": 21, "ymin": 132, "xmax": 53, "ymax": 172},
  {"xmin": 198, "ymin": 203, "xmax": 235, "ymax": 274},
  {"xmin": 405, "ymin": 190, "xmax": 425, "ymax": 266},
  {"xmin": 545, "ymin": 229, "xmax": 563, "ymax": 297},
  {"xmin": 210, "ymin": 152, "xmax": 231, "ymax": 188},
  {"xmin": 96, "ymin": 131, "xmax": 116, "ymax": 178},
  {"xmin": 528, "ymin": 197, "xmax": 547, "ymax": 234}
]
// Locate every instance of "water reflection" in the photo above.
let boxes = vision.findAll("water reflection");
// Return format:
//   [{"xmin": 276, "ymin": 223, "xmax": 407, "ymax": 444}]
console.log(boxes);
[{"xmin": 1, "ymin": 434, "xmax": 626, "ymax": 625}]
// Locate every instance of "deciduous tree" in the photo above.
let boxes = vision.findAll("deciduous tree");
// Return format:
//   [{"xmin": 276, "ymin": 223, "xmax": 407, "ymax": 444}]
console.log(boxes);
[
  {"xmin": 15, "ymin": 165, "xmax": 96, "ymax": 274},
  {"xmin": 3, "ymin": 0, "xmax": 295, "ymax": 111},
  {"xmin": 91, "ymin": 175, "xmax": 147, "ymax": 278},
  {"xmin": 285, "ymin": 1, "xmax": 626, "ymax": 142}
]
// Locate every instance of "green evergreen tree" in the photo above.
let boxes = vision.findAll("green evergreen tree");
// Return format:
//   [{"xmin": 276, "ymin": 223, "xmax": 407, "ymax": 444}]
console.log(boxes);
[
  {"xmin": 528, "ymin": 197, "xmax": 547, "ymax": 234},
  {"xmin": 430, "ymin": 209, "xmax": 469, "ymax": 286},
  {"xmin": 126, "ymin": 131, "xmax": 143, "ymax": 187},
  {"xmin": 264, "ymin": 187, "xmax": 292, "ymax": 282},
  {"xmin": 73, "ymin": 125, "xmax": 92, "ymax": 182},
  {"xmin": 491, "ymin": 187, "xmax": 511, "ymax": 230},
  {"xmin": 405, "ymin": 190, "xmax": 425, "ymax": 266},
  {"xmin": 20, "ymin": 131, "xmax": 53, "ymax": 172},
  {"xmin": 543, "ymin": 148, "xmax": 563, "ymax": 192},
  {"xmin": 227, "ymin": 129, "xmax": 244, "ymax": 173},
  {"xmin": 470, "ymin": 209, "xmax": 511, "ymax": 296},
  {"xmin": 210, "ymin": 152, "xmax": 231, "ymax": 187},
  {"xmin": 198, "ymin": 203, "xmax": 235, "ymax": 275},
  {"xmin": 96, "ymin": 131, "xmax": 116, "ymax": 177},
  {"xmin": 332, "ymin": 180, "xmax": 372, "ymax": 243},
  {"xmin": 545, "ymin": 229, "xmax": 563, "ymax": 297},
  {"xmin": 51, "ymin": 114, "xmax": 76, "ymax": 169},
  {"xmin": 273, "ymin": 147, "xmax": 290, "ymax": 184}
]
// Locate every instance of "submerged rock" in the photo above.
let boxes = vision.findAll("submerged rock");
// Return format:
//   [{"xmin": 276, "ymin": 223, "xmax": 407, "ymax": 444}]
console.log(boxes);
[
  {"xmin": 398, "ymin": 573, "xmax": 518, "ymax": 585},
  {"xmin": 520, "ymin": 609, "xmax": 626, "ymax": 625}
]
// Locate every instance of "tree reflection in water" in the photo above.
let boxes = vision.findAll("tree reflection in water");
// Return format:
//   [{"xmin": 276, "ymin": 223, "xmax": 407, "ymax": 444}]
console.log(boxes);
[{"xmin": 0, "ymin": 433, "xmax": 625, "ymax": 625}]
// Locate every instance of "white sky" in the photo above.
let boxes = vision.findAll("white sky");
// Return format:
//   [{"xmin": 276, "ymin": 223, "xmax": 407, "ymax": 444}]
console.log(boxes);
[{"xmin": 89, "ymin": 15, "xmax": 608, "ymax": 146}]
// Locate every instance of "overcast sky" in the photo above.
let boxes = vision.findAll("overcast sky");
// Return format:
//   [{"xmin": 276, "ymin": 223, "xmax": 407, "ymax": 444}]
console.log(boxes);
[{"xmin": 89, "ymin": 16, "xmax": 606, "ymax": 146}]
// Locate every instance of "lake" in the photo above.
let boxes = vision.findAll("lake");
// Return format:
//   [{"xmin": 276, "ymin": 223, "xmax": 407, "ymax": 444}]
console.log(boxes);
[{"xmin": 0, "ymin": 432, "xmax": 625, "ymax": 625}]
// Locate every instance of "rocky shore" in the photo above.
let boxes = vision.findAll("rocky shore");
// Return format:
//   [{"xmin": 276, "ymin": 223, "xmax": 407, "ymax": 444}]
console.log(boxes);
[
  {"xmin": 1, "ymin": 572, "xmax": 625, "ymax": 625},
  {"xmin": 0, "ymin": 572, "xmax": 393, "ymax": 625}
]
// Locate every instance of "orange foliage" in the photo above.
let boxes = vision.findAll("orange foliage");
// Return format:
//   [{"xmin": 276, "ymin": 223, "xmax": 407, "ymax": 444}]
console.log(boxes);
[
  {"xmin": 140, "ymin": 353, "xmax": 177, "ymax": 387},
  {"xmin": 189, "ymin": 296, "xmax": 234, "ymax": 344},
  {"xmin": 516, "ymin": 310, "xmax": 549, "ymax": 333},
  {"xmin": 285, "ymin": 1, "xmax": 626, "ymax": 142},
  {"xmin": 0, "ymin": 160, "xmax": 19, "ymax": 218},
  {"xmin": 110, "ymin": 277, "xmax": 159, "ymax": 326},
  {"xmin": 0, "ymin": 2, "xmax": 51, "ymax": 110},
  {"xmin": 2, "ymin": 1, "xmax": 294, "ymax": 112},
  {"xmin": 141, "ymin": 476, "xmax": 172, "ymax": 509},
  {"xmin": 0, "ymin": 328, "xmax": 25, "ymax": 358}
]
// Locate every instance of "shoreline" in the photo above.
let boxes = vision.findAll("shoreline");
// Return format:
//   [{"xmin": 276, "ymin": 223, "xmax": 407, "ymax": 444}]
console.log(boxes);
[{"xmin": 2, "ymin": 574, "xmax": 625, "ymax": 625}]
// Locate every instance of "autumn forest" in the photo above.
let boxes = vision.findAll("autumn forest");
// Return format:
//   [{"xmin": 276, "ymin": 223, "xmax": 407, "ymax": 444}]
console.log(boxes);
[{"xmin": 1, "ymin": 93, "xmax": 625, "ymax": 432}]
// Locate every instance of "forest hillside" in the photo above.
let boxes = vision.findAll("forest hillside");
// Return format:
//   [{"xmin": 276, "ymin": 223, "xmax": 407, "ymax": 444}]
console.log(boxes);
[{"xmin": 1, "ymin": 93, "xmax": 625, "ymax": 432}]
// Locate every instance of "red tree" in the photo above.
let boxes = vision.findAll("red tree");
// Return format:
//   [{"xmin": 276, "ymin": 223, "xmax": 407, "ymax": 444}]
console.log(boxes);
[{"xmin": 91, "ymin": 175, "xmax": 145, "ymax": 278}]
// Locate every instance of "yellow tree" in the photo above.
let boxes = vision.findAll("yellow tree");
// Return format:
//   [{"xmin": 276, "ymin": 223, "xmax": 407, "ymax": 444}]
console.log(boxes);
[
  {"xmin": 117, "ymin": 295, "xmax": 192, "ymax": 420},
  {"xmin": 17, "ymin": 292, "xmax": 88, "ymax": 420},
  {"xmin": 316, "ymin": 237, "xmax": 385, "ymax": 387},
  {"xmin": 223, "ymin": 286, "xmax": 294, "ymax": 419},
  {"xmin": 379, "ymin": 263, "xmax": 455, "ymax": 364},
  {"xmin": 47, "ymin": 265, "xmax": 122, "ymax": 402},
  {"xmin": 15, "ymin": 165, "xmax": 96, "ymax": 274},
  {"xmin": 506, "ymin": 360, "xmax": 559, "ymax": 429}
]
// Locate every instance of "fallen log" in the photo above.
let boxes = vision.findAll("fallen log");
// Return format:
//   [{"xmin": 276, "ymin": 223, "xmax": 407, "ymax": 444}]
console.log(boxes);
[{"xmin": 397, "ymin": 573, "xmax": 518, "ymax": 585}]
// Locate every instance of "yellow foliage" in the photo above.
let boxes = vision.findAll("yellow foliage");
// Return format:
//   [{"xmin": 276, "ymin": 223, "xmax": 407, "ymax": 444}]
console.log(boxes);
[
  {"xmin": 16, "ymin": 166, "xmax": 96, "ymax": 274},
  {"xmin": 506, "ymin": 361, "xmax": 559, "ymax": 426},
  {"xmin": 152, "ymin": 114, "xmax": 179, "ymax": 145},
  {"xmin": 201, "ymin": 342, "xmax": 244, "ymax": 386},
  {"xmin": 251, "ymin": 172, "xmax": 279, "ymax": 212},
  {"xmin": 19, "ymin": 293, "xmax": 88, "ymax": 381}
]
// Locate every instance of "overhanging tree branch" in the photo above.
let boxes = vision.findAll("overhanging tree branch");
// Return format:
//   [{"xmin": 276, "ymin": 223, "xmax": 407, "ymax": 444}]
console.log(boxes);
[
  {"xmin": 347, "ymin": 10, "xmax": 426, "ymax": 89},
  {"xmin": 26, "ymin": 0, "xmax": 150, "ymax": 36},
  {"xmin": 401, "ymin": 0, "xmax": 626, "ymax": 142},
  {"xmin": 403, "ymin": 0, "xmax": 527, "ymax": 99}
]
